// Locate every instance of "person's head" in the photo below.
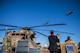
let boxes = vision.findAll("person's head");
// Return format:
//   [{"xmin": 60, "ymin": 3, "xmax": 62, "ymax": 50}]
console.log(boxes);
[
  {"xmin": 67, "ymin": 36, "xmax": 71, "ymax": 40},
  {"xmin": 50, "ymin": 30, "xmax": 54, "ymax": 34},
  {"xmin": 7, "ymin": 30, "xmax": 11, "ymax": 34}
]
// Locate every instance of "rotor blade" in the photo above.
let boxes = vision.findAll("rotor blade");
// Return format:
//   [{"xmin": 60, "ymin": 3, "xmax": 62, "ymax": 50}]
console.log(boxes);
[
  {"xmin": 30, "ymin": 23, "xmax": 67, "ymax": 28},
  {"xmin": 54, "ymin": 31, "xmax": 74, "ymax": 35},
  {"xmin": 33, "ymin": 29, "xmax": 74, "ymax": 35},
  {"xmin": 0, "ymin": 29, "xmax": 14, "ymax": 31},
  {"xmin": 34, "ymin": 31, "xmax": 48, "ymax": 37},
  {"xmin": 0, "ymin": 28, "xmax": 20, "ymax": 31},
  {"xmin": 0, "ymin": 24, "xmax": 22, "ymax": 28}
]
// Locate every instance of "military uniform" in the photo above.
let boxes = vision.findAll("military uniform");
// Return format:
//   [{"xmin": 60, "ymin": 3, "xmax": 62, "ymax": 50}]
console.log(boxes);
[{"xmin": 3, "ymin": 35, "xmax": 11, "ymax": 53}]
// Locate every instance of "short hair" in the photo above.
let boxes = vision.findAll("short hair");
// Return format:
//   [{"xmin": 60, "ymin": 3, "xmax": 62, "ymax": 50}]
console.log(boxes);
[
  {"xmin": 67, "ymin": 36, "xmax": 70, "ymax": 40},
  {"xmin": 50, "ymin": 30, "xmax": 54, "ymax": 34}
]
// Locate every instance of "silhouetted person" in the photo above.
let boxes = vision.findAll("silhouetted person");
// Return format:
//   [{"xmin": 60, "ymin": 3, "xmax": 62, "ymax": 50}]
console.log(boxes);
[
  {"xmin": 78, "ymin": 42, "xmax": 80, "ymax": 48},
  {"xmin": 3, "ymin": 31, "xmax": 12, "ymax": 53},
  {"xmin": 65, "ymin": 36, "xmax": 72, "ymax": 42},
  {"xmin": 48, "ymin": 30, "xmax": 59, "ymax": 53},
  {"xmin": 78, "ymin": 42, "xmax": 80, "ymax": 53}
]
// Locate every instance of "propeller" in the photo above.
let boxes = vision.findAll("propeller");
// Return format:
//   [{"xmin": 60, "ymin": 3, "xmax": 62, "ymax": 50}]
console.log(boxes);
[
  {"xmin": 33, "ymin": 31, "xmax": 48, "ymax": 37},
  {"xmin": 32, "ymin": 29, "xmax": 75, "ymax": 35},
  {"xmin": 30, "ymin": 23, "xmax": 66, "ymax": 28},
  {"xmin": 0, "ymin": 24, "xmax": 22, "ymax": 28},
  {"xmin": 0, "ymin": 23, "xmax": 67, "ymax": 31},
  {"xmin": 0, "ymin": 23, "xmax": 69, "ymax": 37},
  {"xmin": 0, "ymin": 29, "xmax": 15, "ymax": 31},
  {"xmin": 0, "ymin": 28, "xmax": 21, "ymax": 31}
]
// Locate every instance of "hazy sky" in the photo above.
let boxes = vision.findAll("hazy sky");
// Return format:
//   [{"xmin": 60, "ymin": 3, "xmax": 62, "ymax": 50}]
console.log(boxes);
[{"xmin": 0, "ymin": 0, "xmax": 80, "ymax": 46}]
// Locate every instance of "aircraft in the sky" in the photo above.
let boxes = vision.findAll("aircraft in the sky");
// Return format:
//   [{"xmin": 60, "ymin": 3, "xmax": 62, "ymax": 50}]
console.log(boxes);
[
  {"xmin": 44, "ymin": 20, "xmax": 50, "ymax": 25},
  {"xmin": 66, "ymin": 9, "xmax": 74, "ymax": 16}
]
